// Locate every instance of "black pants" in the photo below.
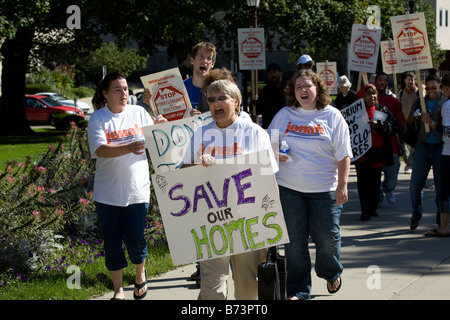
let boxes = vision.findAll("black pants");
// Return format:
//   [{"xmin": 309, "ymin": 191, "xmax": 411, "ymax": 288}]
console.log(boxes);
[{"xmin": 354, "ymin": 161, "xmax": 382, "ymax": 218}]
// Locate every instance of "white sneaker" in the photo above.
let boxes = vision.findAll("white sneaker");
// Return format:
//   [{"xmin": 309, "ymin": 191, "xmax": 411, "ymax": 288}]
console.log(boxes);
[{"xmin": 404, "ymin": 166, "xmax": 412, "ymax": 174}]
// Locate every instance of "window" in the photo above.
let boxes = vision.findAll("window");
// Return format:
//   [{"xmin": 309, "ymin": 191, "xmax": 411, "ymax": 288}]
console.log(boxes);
[
  {"xmin": 446, "ymin": 10, "xmax": 448, "ymax": 27},
  {"xmin": 439, "ymin": 8, "xmax": 443, "ymax": 27}
]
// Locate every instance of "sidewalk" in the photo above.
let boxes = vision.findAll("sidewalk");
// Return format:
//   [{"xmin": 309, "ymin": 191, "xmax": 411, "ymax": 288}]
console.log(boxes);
[{"xmin": 91, "ymin": 163, "xmax": 450, "ymax": 300}]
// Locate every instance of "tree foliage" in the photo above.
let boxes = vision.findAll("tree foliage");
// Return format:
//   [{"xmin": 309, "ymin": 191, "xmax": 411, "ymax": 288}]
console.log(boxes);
[{"xmin": 0, "ymin": 0, "xmax": 446, "ymax": 135}]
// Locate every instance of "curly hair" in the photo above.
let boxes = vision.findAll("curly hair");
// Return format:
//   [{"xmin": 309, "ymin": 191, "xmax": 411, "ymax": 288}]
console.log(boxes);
[{"xmin": 284, "ymin": 69, "xmax": 332, "ymax": 110}]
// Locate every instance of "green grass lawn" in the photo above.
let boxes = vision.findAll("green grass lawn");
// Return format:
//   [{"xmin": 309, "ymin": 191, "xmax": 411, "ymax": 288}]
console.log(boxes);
[{"xmin": 0, "ymin": 128, "xmax": 65, "ymax": 165}]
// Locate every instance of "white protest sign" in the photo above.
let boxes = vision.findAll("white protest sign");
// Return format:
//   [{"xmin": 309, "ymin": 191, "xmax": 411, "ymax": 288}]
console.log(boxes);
[
  {"xmin": 316, "ymin": 61, "xmax": 338, "ymax": 95},
  {"xmin": 143, "ymin": 112, "xmax": 213, "ymax": 173},
  {"xmin": 390, "ymin": 12, "xmax": 433, "ymax": 72},
  {"xmin": 348, "ymin": 24, "xmax": 381, "ymax": 73},
  {"xmin": 151, "ymin": 150, "xmax": 289, "ymax": 265},
  {"xmin": 238, "ymin": 28, "xmax": 266, "ymax": 70},
  {"xmin": 380, "ymin": 40, "xmax": 400, "ymax": 75},
  {"xmin": 140, "ymin": 68, "xmax": 193, "ymax": 121},
  {"xmin": 340, "ymin": 98, "xmax": 372, "ymax": 161}
]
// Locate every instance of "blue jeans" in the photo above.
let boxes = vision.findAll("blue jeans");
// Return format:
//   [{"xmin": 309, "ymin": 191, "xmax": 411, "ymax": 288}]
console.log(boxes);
[
  {"xmin": 410, "ymin": 142, "xmax": 442, "ymax": 224},
  {"xmin": 279, "ymin": 186, "xmax": 343, "ymax": 300},
  {"xmin": 96, "ymin": 202, "xmax": 149, "ymax": 271},
  {"xmin": 380, "ymin": 154, "xmax": 400, "ymax": 201}
]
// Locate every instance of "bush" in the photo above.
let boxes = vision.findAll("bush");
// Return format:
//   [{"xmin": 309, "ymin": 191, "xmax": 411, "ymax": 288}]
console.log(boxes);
[{"xmin": 0, "ymin": 123, "xmax": 166, "ymax": 288}]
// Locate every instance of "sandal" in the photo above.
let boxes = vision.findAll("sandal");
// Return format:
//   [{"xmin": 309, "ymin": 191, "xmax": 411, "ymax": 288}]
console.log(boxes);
[
  {"xmin": 327, "ymin": 277, "xmax": 342, "ymax": 294},
  {"xmin": 133, "ymin": 270, "xmax": 148, "ymax": 300},
  {"xmin": 424, "ymin": 229, "xmax": 450, "ymax": 237}
]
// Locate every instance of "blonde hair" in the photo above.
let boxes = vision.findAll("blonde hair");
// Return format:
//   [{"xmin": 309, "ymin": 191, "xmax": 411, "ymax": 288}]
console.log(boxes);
[{"xmin": 207, "ymin": 79, "xmax": 242, "ymax": 112}]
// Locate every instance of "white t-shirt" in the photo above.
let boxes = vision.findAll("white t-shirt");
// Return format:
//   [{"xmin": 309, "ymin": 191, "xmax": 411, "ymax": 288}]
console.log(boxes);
[
  {"xmin": 442, "ymin": 99, "xmax": 450, "ymax": 156},
  {"xmin": 87, "ymin": 105, "xmax": 154, "ymax": 206},
  {"xmin": 267, "ymin": 105, "xmax": 352, "ymax": 193},
  {"xmin": 180, "ymin": 116, "xmax": 278, "ymax": 174}
]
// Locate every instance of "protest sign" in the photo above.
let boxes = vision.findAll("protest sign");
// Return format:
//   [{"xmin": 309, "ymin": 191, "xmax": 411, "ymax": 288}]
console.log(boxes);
[
  {"xmin": 340, "ymin": 98, "xmax": 372, "ymax": 161},
  {"xmin": 143, "ymin": 112, "xmax": 213, "ymax": 173},
  {"xmin": 316, "ymin": 61, "xmax": 338, "ymax": 94},
  {"xmin": 238, "ymin": 28, "xmax": 266, "ymax": 70},
  {"xmin": 390, "ymin": 12, "xmax": 432, "ymax": 72},
  {"xmin": 380, "ymin": 40, "xmax": 400, "ymax": 75},
  {"xmin": 348, "ymin": 24, "xmax": 381, "ymax": 73},
  {"xmin": 140, "ymin": 68, "xmax": 192, "ymax": 121},
  {"xmin": 151, "ymin": 150, "xmax": 289, "ymax": 265},
  {"xmin": 390, "ymin": 12, "xmax": 432, "ymax": 131}
]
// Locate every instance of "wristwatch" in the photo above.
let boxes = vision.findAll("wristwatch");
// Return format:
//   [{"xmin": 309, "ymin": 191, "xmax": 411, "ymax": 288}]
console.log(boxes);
[{"xmin": 431, "ymin": 121, "xmax": 436, "ymax": 128}]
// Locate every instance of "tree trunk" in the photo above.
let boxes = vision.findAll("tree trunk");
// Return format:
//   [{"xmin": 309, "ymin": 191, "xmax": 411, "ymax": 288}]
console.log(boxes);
[{"xmin": 0, "ymin": 27, "xmax": 36, "ymax": 135}]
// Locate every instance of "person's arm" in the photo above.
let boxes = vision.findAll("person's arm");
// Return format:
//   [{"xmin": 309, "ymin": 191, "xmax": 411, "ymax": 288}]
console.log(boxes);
[
  {"xmin": 335, "ymin": 156, "xmax": 350, "ymax": 205},
  {"xmin": 95, "ymin": 141, "xmax": 145, "ymax": 158}
]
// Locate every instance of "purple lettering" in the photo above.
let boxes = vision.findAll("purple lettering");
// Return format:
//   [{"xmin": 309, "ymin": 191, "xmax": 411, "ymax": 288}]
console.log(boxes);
[
  {"xmin": 168, "ymin": 183, "xmax": 190, "ymax": 217},
  {"xmin": 231, "ymin": 168, "xmax": 255, "ymax": 205},
  {"xmin": 206, "ymin": 179, "xmax": 230, "ymax": 208}
]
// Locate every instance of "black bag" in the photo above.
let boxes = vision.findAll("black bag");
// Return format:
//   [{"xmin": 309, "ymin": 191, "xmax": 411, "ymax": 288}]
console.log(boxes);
[
  {"xmin": 258, "ymin": 246, "xmax": 287, "ymax": 300},
  {"xmin": 403, "ymin": 121, "xmax": 420, "ymax": 147}
]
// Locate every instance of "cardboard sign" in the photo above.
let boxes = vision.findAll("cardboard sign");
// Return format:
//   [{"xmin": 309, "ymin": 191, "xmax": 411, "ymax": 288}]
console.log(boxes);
[
  {"xmin": 390, "ymin": 12, "xmax": 433, "ymax": 72},
  {"xmin": 348, "ymin": 24, "xmax": 381, "ymax": 73},
  {"xmin": 316, "ymin": 61, "xmax": 338, "ymax": 94},
  {"xmin": 151, "ymin": 150, "xmax": 289, "ymax": 265},
  {"xmin": 380, "ymin": 40, "xmax": 400, "ymax": 75},
  {"xmin": 340, "ymin": 98, "xmax": 372, "ymax": 161},
  {"xmin": 143, "ymin": 112, "xmax": 213, "ymax": 173},
  {"xmin": 238, "ymin": 28, "xmax": 266, "ymax": 70},
  {"xmin": 140, "ymin": 68, "xmax": 193, "ymax": 121}
]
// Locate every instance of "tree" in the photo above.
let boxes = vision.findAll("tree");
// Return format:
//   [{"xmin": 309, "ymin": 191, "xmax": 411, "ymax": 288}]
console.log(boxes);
[
  {"xmin": 0, "ymin": 0, "xmax": 444, "ymax": 135},
  {"xmin": 76, "ymin": 42, "xmax": 147, "ymax": 81}
]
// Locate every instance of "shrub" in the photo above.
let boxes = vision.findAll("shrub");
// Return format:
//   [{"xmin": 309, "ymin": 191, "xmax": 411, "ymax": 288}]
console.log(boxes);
[
  {"xmin": 0, "ymin": 123, "xmax": 166, "ymax": 288},
  {"xmin": 0, "ymin": 123, "xmax": 96, "ymax": 276}
]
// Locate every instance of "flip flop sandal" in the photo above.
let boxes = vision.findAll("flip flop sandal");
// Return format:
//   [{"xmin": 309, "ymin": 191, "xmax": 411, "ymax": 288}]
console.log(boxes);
[
  {"xmin": 425, "ymin": 229, "xmax": 450, "ymax": 237},
  {"xmin": 133, "ymin": 270, "xmax": 148, "ymax": 300},
  {"xmin": 327, "ymin": 276, "xmax": 342, "ymax": 294}
]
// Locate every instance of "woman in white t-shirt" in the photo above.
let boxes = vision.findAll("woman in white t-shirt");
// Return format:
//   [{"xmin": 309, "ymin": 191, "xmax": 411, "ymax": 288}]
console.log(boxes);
[
  {"xmin": 87, "ymin": 73, "xmax": 166, "ymax": 300},
  {"xmin": 423, "ymin": 74, "xmax": 450, "ymax": 237},
  {"xmin": 180, "ymin": 79, "xmax": 278, "ymax": 300},
  {"xmin": 267, "ymin": 70, "xmax": 352, "ymax": 300}
]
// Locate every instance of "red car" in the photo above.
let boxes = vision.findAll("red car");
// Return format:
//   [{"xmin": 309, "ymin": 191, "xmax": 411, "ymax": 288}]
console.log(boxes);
[{"xmin": 25, "ymin": 95, "xmax": 85, "ymax": 129}]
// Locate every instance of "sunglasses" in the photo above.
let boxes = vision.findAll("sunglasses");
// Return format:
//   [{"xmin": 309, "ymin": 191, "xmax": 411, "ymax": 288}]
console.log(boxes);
[{"xmin": 207, "ymin": 95, "xmax": 230, "ymax": 103}]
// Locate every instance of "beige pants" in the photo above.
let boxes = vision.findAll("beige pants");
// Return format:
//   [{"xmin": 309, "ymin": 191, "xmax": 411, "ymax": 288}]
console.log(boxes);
[{"xmin": 198, "ymin": 249, "xmax": 267, "ymax": 300}]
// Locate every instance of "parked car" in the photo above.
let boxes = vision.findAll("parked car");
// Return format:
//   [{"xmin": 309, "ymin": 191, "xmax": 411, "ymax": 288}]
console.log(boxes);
[
  {"xmin": 36, "ymin": 92, "xmax": 91, "ymax": 114},
  {"xmin": 25, "ymin": 95, "xmax": 85, "ymax": 129}
]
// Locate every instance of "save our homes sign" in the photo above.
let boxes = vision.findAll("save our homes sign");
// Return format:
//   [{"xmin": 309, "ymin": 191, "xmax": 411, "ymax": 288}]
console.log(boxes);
[{"xmin": 151, "ymin": 150, "xmax": 290, "ymax": 265}]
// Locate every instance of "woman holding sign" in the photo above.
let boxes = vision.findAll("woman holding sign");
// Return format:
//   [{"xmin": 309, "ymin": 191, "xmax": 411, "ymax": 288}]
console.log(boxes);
[
  {"xmin": 407, "ymin": 74, "xmax": 445, "ymax": 231},
  {"xmin": 353, "ymin": 84, "xmax": 398, "ymax": 222},
  {"xmin": 87, "ymin": 73, "xmax": 166, "ymax": 300},
  {"xmin": 422, "ymin": 74, "xmax": 450, "ymax": 236},
  {"xmin": 180, "ymin": 79, "xmax": 278, "ymax": 300},
  {"xmin": 267, "ymin": 70, "xmax": 352, "ymax": 300}
]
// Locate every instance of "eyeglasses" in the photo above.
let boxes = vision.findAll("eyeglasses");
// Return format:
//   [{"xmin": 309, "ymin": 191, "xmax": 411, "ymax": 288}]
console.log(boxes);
[
  {"xmin": 207, "ymin": 95, "xmax": 230, "ymax": 103},
  {"xmin": 295, "ymin": 84, "xmax": 314, "ymax": 91},
  {"xmin": 196, "ymin": 54, "xmax": 214, "ymax": 63}
]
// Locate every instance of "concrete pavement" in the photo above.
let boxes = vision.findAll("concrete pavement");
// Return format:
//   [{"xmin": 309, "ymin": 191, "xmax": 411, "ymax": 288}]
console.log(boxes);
[{"xmin": 91, "ymin": 163, "xmax": 450, "ymax": 301}]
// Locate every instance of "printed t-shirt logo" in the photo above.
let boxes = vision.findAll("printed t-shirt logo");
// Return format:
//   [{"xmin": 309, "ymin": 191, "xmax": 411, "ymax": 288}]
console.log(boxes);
[
  {"xmin": 105, "ymin": 124, "xmax": 143, "ymax": 144},
  {"xmin": 197, "ymin": 142, "xmax": 242, "ymax": 156},
  {"xmin": 283, "ymin": 121, "xmax": 325, "ymax": 135}
]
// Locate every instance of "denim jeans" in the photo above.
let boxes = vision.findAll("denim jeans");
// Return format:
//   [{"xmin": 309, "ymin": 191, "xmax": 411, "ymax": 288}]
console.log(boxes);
[
  {"xmin": 410, "ymin": 142, "xmax": 442, "ymax": 224},
  {"xmin": 279, "ymin": 186, "xmax": 343, "ymax": 300},
  {"xmin": 380, "ymin": 154, "xmax": 400, "ymax": 201},
  {"xmin": 96, "ymin": 202, "xmax": 149, "ymax": 271}
]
